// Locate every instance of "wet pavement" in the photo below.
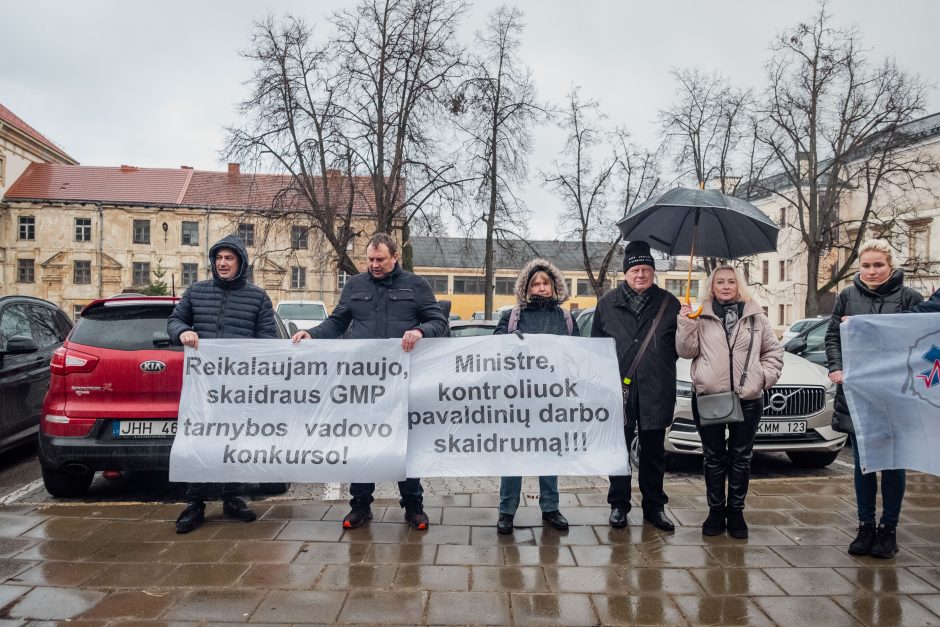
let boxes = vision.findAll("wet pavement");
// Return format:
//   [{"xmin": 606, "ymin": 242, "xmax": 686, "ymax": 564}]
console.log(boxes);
[{"xmin": 1, "ymin": 473, "xmax": 939, "ymax": 625}]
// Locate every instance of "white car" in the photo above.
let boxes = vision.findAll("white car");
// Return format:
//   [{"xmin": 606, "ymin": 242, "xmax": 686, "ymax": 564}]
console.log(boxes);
[
  {"xmin": 275, "ymin": 300, "xmax": 328, "ymax": 332},
  {"xmin": 781, "ymin": 317, "xmax": 828, "ymax": 342}
]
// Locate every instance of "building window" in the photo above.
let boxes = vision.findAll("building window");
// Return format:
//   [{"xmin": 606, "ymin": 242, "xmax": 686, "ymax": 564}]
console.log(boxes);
[
  {"xmin": 453, "ymin": 276, "xmax": 485, "ymax": 294},
  {"xmin": 73, "ymin": 260, "xmax": 91, "ymax": 285},
  {"xmin": 785, "ymin": 260, "xmax": 793, "ymax": 282},
  {"xmin": 181, "ymin": 221, "xmax": 199, "ymax": 246},
  {"xmin": 421, "ymin": 275, "xmax": 448, "ymax": 293},
  {"xmin": 18, "ymin": 216, "xmax": 35, "ymax": 240},
  {"xmin": 75, "ymin": 218, "xmax": 92, "ymax": 242},
  {"xmin": 132, "ymin": 262, "xmax": 151, "ymax": 286},
  {"xmin": 337, "ymin": 271, "xmax": 349, "ymax": 290},
  {"xmin": 291, "ymin": 225, "xmax": 308, "ymax": 249},
  {"xmin": 72, "ymin": 305, "xmax": 84, "ymax": 322},
  {"xmin": 665, "ymin": 279, "xmax": 698, "ymax": 300},
  {"xmin": 742, "ymin": 261, "xmax": 750, "ymax": 283},
  {"xmin": 909, "ymin": 220, "xmax": 931, "ymax": 262},
  {"xmin": 779, "ymin": 207, "xmax": 787, "ymax": 228},
  {"xmin": 17, "ymin": 259, "xmax": 35, "ymax": 283},
  {"xmin": 238, "ymin": 223, "xmax": 255, "ymax": 246},
  {"xmin": 761, "ymin": 260, "xmax": 769, "ymax": 285},
  {"xmin": 132, "ymin": 220, "xmax": 150, "ymax": 244},
  {"xmin": 779, "ymin": 260, "xmax": 786, "ymax": 282},
  {"xmin": 493, "ymin": 277, "xmax": 516, "ymax": 295},
  {"xmin": 778, "ymin": 304, "xmax": 787, "ymax": 326},
  {"xmin": 576, "ymin": 279, "xmax": 596, "ymax": 297},
  {"xmin": 0, "ymin": 153, "xmax": 5, "ymax": 186},
  {"xmin": 291, "ymin": 267, "xmax": 307, "ymax": 289},
  {"xmin": 182, "ymin": 263, "xmax": 199, "ymax": 287}
]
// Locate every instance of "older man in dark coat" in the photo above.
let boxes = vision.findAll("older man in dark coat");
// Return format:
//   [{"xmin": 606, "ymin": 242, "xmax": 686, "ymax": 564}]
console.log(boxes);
[
  {"xmin": 591, "ymin": 241, "xmax": 680, "ymax": 531},
  {"xmin": 167, "ymin": 234, "xmax": 277, "ymax": 533}
]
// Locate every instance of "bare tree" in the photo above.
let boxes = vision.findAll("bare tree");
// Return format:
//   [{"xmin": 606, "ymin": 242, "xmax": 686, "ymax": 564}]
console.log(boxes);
[
  {"xmin": 755, "ymin": 3, "xmax": 937, "ymax": 315},
  {"xmin": 546, "ymin": 88, "xmax": 660, "ymax": 296},
  {"xmin": 224, "ymin": 16, "xmax": 361, "ymax": 276},
  {"xmin": 452, "ymin": 5, "xmax": 543, "ymax": 318},
  {"xmin": 334, "ymin": 0, "xmax": 468, "ymax": 238}
]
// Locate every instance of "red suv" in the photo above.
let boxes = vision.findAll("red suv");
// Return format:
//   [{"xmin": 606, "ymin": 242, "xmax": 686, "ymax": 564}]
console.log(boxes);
[{"xmin": 39, "ymin": 295, "xmax": 290, "ymax": 497}]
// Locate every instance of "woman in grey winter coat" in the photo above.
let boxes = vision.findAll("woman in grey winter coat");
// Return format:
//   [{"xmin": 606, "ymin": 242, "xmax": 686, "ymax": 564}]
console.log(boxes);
[
  {"xmin": 826, "ymin": 239, "xmax": 923, "ymax": 559},
  {"xmin": 493, "ymin": 259, "xmax": 579, "ymax": 534}
]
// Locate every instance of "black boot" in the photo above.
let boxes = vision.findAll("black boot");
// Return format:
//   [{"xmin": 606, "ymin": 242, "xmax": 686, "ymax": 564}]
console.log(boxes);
[
  {"xmin": 497, "ymin": 513, "xmax": 514, "ymax": 534},
  {"xmin": 702, "ymin": 508, "xmax": 726, "ymax": 536},
  {"xmin": 726, "ymin": 509, "xmax": 748, "ymax": 539},
  {"xmin": 342, "ymin": 507, "xmax": 373, "ymax": 529},
  {"xmin": 869, "ymin": 524, "xmax": 898, "ymax": 559},
  {"xmin": 222, "ymin": 497, "xmax": 257, "ymax": 522},
  {"xmin": 848, "ymin": 521, "xmax": 877, "ymax": 556},
  {"xmin": 175, "ymin": 501, "xmax": 205, "ymax": 534},
  {"xmin": 609, "ymin": 505, "xmax": 629, "ymax": 528},
  {"xmin": 542, "ymin": 510, "xmax": 569, "ymax": 530}
]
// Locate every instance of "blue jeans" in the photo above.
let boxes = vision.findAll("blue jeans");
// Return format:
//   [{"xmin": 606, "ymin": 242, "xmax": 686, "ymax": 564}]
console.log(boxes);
[
  {"xmin": 499, "ymin": 476, "xmax": 559, "ymax": 515},
  {"xmin": 850, "ymin": 434, "xmax": 905, "ymax": 526}
]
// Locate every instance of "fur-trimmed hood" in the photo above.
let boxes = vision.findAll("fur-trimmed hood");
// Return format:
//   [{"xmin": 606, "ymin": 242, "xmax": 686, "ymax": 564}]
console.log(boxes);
[{"xmin": 513, "ymin": 258, "xmax": 570, "ymax": 305}]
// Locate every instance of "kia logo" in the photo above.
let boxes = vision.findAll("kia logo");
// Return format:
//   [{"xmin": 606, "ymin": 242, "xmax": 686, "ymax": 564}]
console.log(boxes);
[{"xmin": 140, "ymin": 360, "xmax": 166, "ymax": 373}]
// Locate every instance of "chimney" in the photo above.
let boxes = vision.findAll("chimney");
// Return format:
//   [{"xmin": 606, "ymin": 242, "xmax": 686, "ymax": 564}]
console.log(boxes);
[
  {"xmin": 119, "ymin": 164, "xmax": 138, "ymax": 172},
  {"xmin": 326, "ymin": 169, "xmax": 341, "ymax": 178},
  {"xmin": 228, "ymin": 162, "xmax": 241, "ymax": 177},
  {"xmin": 180, "ymin": 165, "xmax": 193, "ymax": 170}
]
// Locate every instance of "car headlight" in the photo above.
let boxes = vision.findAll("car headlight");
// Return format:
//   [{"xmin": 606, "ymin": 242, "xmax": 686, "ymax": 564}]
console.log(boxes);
[{"xmin": 676, "ymin": 380, "xmax": 693, "ymax": 398}]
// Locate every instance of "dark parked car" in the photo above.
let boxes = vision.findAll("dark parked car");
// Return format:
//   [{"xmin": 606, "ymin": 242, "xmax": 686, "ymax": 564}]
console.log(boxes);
[
  {"xmin": 38, "ymin": 295, "xmax": 291, "ymax": 497},
  {"xmin": 0, "ymin": 296, "xmax": 73, "ymax": 454},
  {"xmin": 783, "ymin": 318, "xmax": 828, "ymax": 367}
]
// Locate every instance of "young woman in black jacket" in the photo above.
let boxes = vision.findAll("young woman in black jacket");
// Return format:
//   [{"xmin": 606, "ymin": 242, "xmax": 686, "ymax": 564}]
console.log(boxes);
[{"xmin": 826, "ymin": 239, "xmax": 923, "ymax": 559}]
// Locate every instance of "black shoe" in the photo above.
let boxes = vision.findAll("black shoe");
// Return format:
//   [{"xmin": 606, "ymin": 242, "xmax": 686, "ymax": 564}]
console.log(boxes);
[
  {"xmin": 175, "ymin": 501, "xmax": 205, "ymax": 534},
  {"xmin": 343, "ymin": 507, "xmax": 373, "ymax": 529},
  {"xmin": 609, "ymin": 505, "xmax": 629, "ymax": 529},
  {"xmin": 848, "ymin": 521, "xmax": 877, "ymax": 556},
  {"xmin": 643, "ymin": 510, "xmax": 675, "ymax": 532},
  {"xmin": 222, "ymin": 497, "xmax": 257, "ymax": 522},
  {"xmin": 405, "ymin": 508, "xmax": 430, "ymax": 530},
  {"xmin": 869, "ymin": 524, "xmax": 898, "ymax": 559},
  {"xmin": 542, "ymin": 510, "xmax": 569, "ymax": 530},
  {"xmin": 497, "ymin": 513, "xmax": 514, "ymax": 534},
  {"xmin": 702, "ymin": 508, "xmax": 726, "ymax": 536},
  {"xmin": 726, "ymin": 509, "xmax": 748, "ymax": 539}
]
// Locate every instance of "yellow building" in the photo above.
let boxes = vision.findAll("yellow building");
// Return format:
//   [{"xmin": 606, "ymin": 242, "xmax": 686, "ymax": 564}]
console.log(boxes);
[
  {"xmin": 1, "ymin": 162, "xmax": 383, "ymax": 319},
  {"xmin": 412, "ymin": 236, "xmax": 705, "ymax": 320}
]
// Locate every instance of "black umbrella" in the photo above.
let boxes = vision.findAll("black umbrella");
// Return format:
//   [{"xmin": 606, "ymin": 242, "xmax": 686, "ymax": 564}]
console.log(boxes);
[{"xmin": 616, "ymin": 186, "xmax": 779, "ymax": 314}]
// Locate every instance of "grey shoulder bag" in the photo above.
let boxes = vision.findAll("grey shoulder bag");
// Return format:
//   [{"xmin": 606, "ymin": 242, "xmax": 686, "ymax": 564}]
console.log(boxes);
[{"xmin": 696, "ymin": 317, "xmax": 756, "ymax": 426}]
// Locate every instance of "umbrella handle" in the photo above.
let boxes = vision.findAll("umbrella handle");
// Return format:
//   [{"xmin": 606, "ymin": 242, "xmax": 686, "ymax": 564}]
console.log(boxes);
[{"xmin": 685, "ymin": 217, "xmax": 703, "ymax": 318}]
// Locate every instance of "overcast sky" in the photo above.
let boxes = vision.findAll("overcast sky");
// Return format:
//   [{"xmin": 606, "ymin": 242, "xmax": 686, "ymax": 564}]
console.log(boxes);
[{"xmin": 3, "ymin": 0, "xmax": 938, "ymax": 239}]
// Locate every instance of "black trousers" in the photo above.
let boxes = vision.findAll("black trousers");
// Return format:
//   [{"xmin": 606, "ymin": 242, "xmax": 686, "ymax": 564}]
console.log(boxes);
[
  {"xmin": 349, "ymin": 478, "xmax": 424, "ymax": 510},
  {"xmin": 693, "ymin": 395, "xmax": 762, "ymax": 512},
  {"xmin": 607, "ymin": 397, "xmax": 668, "ymax": 513},
  {"xmin": 185, "ymin": 483, "xmax": 243, "ymax": 502}
]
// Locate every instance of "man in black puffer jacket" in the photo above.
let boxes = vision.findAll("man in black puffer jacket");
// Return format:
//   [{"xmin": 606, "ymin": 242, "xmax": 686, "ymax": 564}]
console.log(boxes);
[
  {"xmin": 292, "ymin": 232, "xmax": 447, "ymax": 531},
  {"xmin": 168, "ymin": 234, "xmax": 277, "ymax": 533}
]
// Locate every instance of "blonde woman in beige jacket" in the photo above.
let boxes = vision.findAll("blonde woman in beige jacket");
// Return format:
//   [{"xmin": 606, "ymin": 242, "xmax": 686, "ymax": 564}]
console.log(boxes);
[{"xmin": 677, "ymin": 265, "xmax": 783, "ymax": 539}]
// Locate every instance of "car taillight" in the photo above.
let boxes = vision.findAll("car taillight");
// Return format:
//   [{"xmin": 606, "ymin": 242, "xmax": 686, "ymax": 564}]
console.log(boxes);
[
  {"xmin": 50, "ymin": 347, "xmax": 99, "ymax": 375},
  {"xmin": 41, "ymin": 414, "xmax": 97, "ymax": 437}
]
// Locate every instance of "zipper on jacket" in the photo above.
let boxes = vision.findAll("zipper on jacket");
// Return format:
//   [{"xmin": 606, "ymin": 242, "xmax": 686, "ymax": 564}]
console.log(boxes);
[{"xmin": 216, "ymin": 290, "xmax": 229, "ymax": 338}]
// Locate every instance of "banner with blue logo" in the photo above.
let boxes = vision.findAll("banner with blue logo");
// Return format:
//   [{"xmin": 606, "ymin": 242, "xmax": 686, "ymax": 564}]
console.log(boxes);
[{"xmin": 842, "ymin": 313, "xmax": 940, "ymax": 475}]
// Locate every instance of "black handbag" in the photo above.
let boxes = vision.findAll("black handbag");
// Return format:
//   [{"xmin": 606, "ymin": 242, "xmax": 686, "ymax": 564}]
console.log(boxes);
[
  {"xmin": 620, "ymin": 298, "xmax": 669, "ymax": 423},
  {"xmin": 696, "ymin": 317, "xmax": 756, "ymax": 426}
]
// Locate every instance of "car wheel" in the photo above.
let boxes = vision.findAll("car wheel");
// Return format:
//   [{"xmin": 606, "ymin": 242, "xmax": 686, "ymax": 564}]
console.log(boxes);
[
  {"xmin": 41, "ymin": 466, "xmax": 94, "ymax": 498},
  {"xmin": 786, "ymin": 450, "xmax": 840, "ymax": 468},
  {"xmin": 258, "ymin": 482, "xmax": 291, "ymax": 495}
]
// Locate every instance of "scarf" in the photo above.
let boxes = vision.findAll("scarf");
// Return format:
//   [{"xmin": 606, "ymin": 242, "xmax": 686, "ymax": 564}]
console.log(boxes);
[
  {"xmin": 622, "ymin": 284, "xmax": 650, "ymax": 316},
  {"xmin": 712, "ymin": 300, "xmax": 744, "ymax": 338}
]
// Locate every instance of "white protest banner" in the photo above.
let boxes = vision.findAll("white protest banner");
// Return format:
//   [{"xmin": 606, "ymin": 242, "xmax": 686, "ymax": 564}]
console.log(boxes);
[
  {"xmin": 842, "ymin": 313, "xmax": 940, "ymax": 475},
  {"xmin": 406, "ymin": 334, "xmax": 630, "ymax": 477},
  {"xmin": 169, "ymin": 339, "xmax": 409, "ymax": 483}
]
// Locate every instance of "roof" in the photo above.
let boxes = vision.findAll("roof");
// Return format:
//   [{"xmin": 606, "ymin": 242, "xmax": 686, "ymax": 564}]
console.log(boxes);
[
  {"xmin": 3, "ymin": 163, "xmax": 378, "ymax": 215},
  {"xmin": 412, "ymin": 236, "xmax": 687, "ymax": 273},
  {"xmin": 0, "ymin": 103, "xmax": 77, "ymax": 164},
  {"xmin": 740, "ymin": 111, "xmax": 940, "ymax": 201}
]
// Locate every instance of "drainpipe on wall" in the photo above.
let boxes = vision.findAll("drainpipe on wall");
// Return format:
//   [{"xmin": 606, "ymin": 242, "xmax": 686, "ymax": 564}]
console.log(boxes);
[{"xmin": 96, "ymin": 203, "xmax": 104, "ymax": 298}]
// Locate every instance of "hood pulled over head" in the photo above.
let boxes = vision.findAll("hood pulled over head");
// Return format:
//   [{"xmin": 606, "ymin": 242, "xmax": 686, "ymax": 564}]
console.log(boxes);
[
  {"xmin": 513, "ymin": 258, "xmax": 569, "ymax": 305},
  {"xmin": 209, "ymin": 234, "xmax": 250, "ymax": 286}
]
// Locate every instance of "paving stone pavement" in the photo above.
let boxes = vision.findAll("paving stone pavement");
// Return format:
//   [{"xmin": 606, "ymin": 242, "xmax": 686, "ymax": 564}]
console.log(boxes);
[{"xmin": 1, "ymin": 474, "xmax": 939, "ymax": 625}]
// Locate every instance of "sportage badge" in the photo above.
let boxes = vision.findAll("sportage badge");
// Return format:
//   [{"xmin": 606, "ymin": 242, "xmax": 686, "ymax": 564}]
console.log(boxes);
[{"xmin": 140, "ymin": 360, "xmax": 167, "ymax": 373}]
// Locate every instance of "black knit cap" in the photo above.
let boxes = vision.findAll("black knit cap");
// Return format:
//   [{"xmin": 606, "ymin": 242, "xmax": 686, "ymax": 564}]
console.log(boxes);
[{"xmin": 622, "ymin": 240, "xmax": 655, "ymax": 271}]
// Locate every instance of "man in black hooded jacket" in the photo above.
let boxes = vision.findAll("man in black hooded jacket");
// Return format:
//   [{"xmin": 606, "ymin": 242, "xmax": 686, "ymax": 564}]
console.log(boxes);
[{"xmin": 168, "ymin": 234, "xmax": 277, "ymax": 533}]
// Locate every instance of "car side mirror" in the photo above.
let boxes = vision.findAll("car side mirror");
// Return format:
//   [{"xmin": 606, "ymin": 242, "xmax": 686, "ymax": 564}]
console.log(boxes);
[
  {"xmin": 288, "ymin": 322, "xmax": 298, "ymax": 335},
  {"xmin": 784, "ymin": 338, "xmax": 807, "ymax": 354},
  {"xmin": 4, "ymin": 335, "xmax": 39, "ymax": 354}
]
